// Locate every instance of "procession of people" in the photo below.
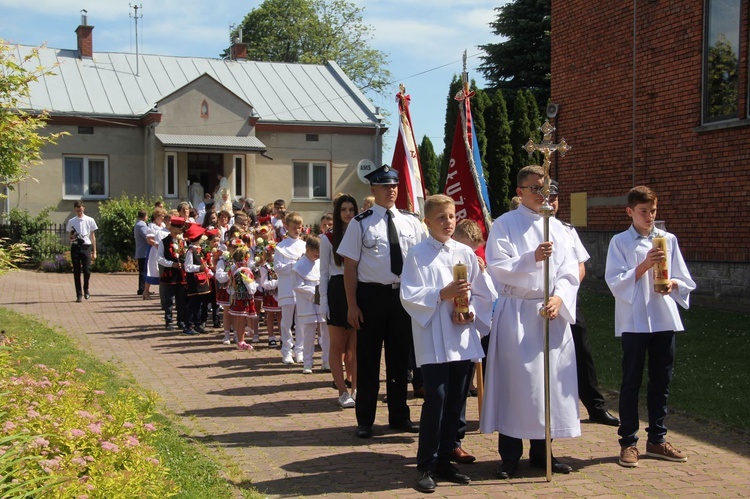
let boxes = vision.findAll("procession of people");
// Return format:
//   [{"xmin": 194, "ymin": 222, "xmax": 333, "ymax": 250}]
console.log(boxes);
[{"xmin": 67, "ymin": 162, "xmax": 694, "ymax": 493}]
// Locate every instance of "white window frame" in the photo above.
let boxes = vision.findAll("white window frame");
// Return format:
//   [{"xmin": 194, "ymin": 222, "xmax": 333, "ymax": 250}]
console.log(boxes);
[
  {"xmin": 292, "ymin": 160, "xmax": 330, "ymax": 201},
  {"xmin": 165, "ymin": 152, "xmax": 178, "ymax": 199},
  {"xmin": 233, "ymin": 154, "xmax": 245, "ymax": 199},
  {"xmin": 62, "ymin": 155, "xmax": 109, "ymax": 200}
]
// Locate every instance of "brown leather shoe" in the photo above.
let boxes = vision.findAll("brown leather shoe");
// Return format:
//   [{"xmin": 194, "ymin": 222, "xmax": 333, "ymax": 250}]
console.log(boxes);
[{"xmin": 450, "ymin": 447, "xmax": 476, "ymax": 464}]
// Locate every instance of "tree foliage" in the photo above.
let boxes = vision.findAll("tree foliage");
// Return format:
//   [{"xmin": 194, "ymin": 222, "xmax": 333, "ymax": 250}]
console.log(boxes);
[
  {"xmin": 0, "ymin": 40, "xmax": 67, "ymax": 192},
  {"xmin": 418, "ymin": 136, "xmax": 439, "ymax": 196},
  {"xmin": 231, "ymin": 0, "xmax": 391, "ymax": 94},
  {"xmin": 485, "ymin": 90, "xmax": 513, "ymax": 217},
  {"xmin": 509, "ymin": 89, "xmax": 542, "ymax": 194},
  {"xmin": 479, "ymin": 0, "xmax": 551, "ymax": 108},
  {"xmin": 706, "ymin": 35, "xmax": 739, "ymax": 120}
]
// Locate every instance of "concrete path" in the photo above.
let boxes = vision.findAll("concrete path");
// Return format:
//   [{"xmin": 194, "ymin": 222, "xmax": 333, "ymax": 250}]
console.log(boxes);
[{"xmin": 1, "ymin": 270, "xmax": 748, "ymax": 497}]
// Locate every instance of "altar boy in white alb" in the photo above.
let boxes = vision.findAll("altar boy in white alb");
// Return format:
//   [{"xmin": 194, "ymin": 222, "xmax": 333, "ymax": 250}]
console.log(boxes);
[
  {"xmin": 480, "ymin": 165, "xmax": 580, "ymax": 478},
  {"xmin": 400, "ymin": 195, "xmax": 494, "ymax": 493}
]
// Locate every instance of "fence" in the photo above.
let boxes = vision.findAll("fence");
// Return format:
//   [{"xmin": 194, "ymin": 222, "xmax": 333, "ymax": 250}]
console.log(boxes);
[{"xmin": 0, "ymin": 223, "xmax": 69, "ymax": 263}]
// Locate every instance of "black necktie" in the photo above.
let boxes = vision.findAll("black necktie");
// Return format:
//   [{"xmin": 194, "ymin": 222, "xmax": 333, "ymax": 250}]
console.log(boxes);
[{"xmin": 386, "ymin": 210, "xmax": 403, "ymax": 276}]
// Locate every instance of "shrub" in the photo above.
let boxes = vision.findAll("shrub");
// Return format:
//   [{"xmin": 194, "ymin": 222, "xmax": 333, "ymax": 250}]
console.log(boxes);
[
  {"xmin": 7, "ymin": 207, "xmax": 65, "ymax": 262},
  {"xmin": 0, "ymin": 344, "xmax": 178, "ymax": 498},
  {"xmin": 97, "ymin": 194, "xmax": 162, "ymax": 261},
  {"xmin": 0, "ymin": 238, "xmax": 29, "ymax": 275},
  {"xmin": 91, "ymin": 253, "xmax": 123, "ymax": 273},
  {"xmin": 40, "ymin": 252, "xmax": 72, "ymax": 273}
]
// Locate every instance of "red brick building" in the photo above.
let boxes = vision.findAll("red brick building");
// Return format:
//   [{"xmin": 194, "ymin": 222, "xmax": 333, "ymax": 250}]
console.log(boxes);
[{"xmin": 551, "ymin": 0, "xmax": 750, "ymax": 300}]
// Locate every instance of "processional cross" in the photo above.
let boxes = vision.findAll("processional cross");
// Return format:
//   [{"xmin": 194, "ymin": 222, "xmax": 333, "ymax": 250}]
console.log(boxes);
[{"xmin": 523, "ymin": 120, "xmax": 571, "ymax": 482}]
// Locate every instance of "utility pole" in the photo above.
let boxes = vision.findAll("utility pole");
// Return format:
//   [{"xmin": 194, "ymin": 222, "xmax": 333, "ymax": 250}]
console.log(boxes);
[{"xmin": 130, "ymin": 4, "xmax": 143, "ymax": 76}]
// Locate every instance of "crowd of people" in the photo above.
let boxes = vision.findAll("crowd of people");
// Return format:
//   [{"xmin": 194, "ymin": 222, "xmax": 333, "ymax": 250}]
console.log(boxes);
[{"xmin": 67, "ymin": 164, "xmax": 696, "ymax": 494}]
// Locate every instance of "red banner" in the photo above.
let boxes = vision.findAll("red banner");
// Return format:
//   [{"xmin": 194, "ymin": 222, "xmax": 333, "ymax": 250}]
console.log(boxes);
[{"xmin": 392, "ymin": 88, "xmax": 425, "ymax": 214}]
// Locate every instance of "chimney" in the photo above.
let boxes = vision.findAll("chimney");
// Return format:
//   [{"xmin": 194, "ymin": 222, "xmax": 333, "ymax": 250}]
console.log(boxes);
[
  {"xmin": 76, "ymin": 10, "xmax": 94, "ymax": 59},
  {"xmin": 229, "ymin": 28, "xmax": 247, "ymax": 61}
]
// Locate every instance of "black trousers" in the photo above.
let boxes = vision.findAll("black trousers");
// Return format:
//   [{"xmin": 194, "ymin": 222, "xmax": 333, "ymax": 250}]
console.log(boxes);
[
  {"xmin": 571, "ymin": 306, "xmax": 606, "ymax": 414},
  {"xmin": 71, "ymin": 243, "xmax": 92, "ymax": 298},
  {"xmin": 161, "ymin": 284, "xmax": 187, "ymax": 326},
  {"xmin": 417, "ymin": 360, "xmax": 472, "ymax": 471},
  {"xmin": 618, "ymin": 331, "xmax": 675, "ymax": 447},
  {"xmin": 355, "ymin": 283, "xmax": 413, "ymax": 428},
  {"xmin": 137, "ymin": 257, "xmax": 147, "ymax": 294},
  {"xmin": 498, "ymin": 435, "xmax": 550, "ymax": 464}
]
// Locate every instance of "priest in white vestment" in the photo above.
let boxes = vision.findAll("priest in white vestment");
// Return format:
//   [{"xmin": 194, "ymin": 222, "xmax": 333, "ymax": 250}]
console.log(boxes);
[{"xmin": 480, "ymin": 165, "xmax": 581, "ymax": 478}]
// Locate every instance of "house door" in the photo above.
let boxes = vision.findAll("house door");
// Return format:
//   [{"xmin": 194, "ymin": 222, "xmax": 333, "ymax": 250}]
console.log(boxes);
[{"xmin": 187, "ymin": 153, "xmax": 223, "ymax": 197}]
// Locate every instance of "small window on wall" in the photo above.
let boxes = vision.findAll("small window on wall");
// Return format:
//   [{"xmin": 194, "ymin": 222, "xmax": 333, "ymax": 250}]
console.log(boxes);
[
  {"xmin": 165, "ymin": 153, "xmax": 178, "ymax": 198},
  {"xmin": 233, "ymin": 155, "xmax": 245, "ymax": 198},
  {"xmin": 63, "ymin": 155, "xmax": 108, "ymax": 199},
  {"xmin": 293, "ymin": 161, "xmax": 329, "ymax": 200},
  {"xmin": 703, "ymin": 0, "xmax": 741, "ymax": 123}
]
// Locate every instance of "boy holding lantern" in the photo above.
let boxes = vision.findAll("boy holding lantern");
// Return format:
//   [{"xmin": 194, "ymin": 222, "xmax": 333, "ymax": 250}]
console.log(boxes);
[
  {"xmin": 605, "ymin": 185, "xmax": 696, "ymax": 468},
  {"xmin": 399, "ymin": 194, "xmax": 494, "ymax": 493}
]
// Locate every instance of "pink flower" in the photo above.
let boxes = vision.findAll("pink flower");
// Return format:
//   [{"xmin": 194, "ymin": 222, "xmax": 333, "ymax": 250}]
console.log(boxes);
[
  {"xmin": 26, "ymin": 409, "xmax": 40, "ymax": 419},
  {"xmin": 125, "ymin": 436, "xmax": 139, "ymax": 447},
  {"xmin": 32, "ymin": 437, "xmax": 50, "ymax": 448},
  {"xmin": 122, "ymin": 422, "xmax": 134, "ymax": 428},
  {"xmin": 3, "ymin": 422, "xmax": 16, "ymax": 432},
  {"xmin": 149, "ymin": 458, "xmax": 160, "ymax": 465},
  {"xmin": 93, "ymin": 390, "xmax": 105, "ymax": 395},
  {"xmin": 76, "ymin": 410, "xmax": 94, "ymax": 419},
  {"xmin": 70, "ymin": 429, "xmax": 86, "ymax": 438},
  {"xmin": 143, "ymin": 423, "xmax": 156, "ymax": 432},
  {"xmin": 87, "ymin": 423, "xmax": 102, "ymax": 435},
  {"xmin": 75, "ymin": 368, "xmax": 86, "ymax": 374},
  {"xmin": 71, "ymin": 456, "xmax": 87, "ymax": 466},
  {"xmin": 100, "ymin": 441, "xmax": 120, "ymax": 453}
]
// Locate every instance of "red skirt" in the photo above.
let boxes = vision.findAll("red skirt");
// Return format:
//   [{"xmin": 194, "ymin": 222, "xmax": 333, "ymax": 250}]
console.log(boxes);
[
  {"xmin": 229, "ymin": 297, "xmax": 257, "ymax": 317},
  {"xmin": 216, "ymin": 287, "xmax": 230, "ymax": 306},
  {"xmin": 262, "ymin": 291, "xmax": 280, "ymax": 312}
]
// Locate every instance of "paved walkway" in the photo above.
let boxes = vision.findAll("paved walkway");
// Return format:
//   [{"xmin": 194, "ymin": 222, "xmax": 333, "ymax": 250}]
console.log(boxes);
[{"xmin": 1, "ymin": 270, "xmax": 749, "ymax": 498}]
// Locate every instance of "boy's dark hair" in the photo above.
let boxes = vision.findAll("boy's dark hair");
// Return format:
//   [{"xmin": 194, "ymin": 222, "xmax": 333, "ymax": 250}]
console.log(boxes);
[
  {"xmin": 627, "ymin": 186, "xmax": 658, "ymax": 208},
  {"xmin": 305, "ymin": 235, "xmax": 320, "ymax": 252},
  {"xmin": 320, "ymin": 212, "xmax": 333, "ymax": 223},
  {"xmin": 137, "ymin": 209, "xmax": 148, "ymax": 219},
  {"xmin": 73, "ymin": 200, "xmax": 85, "ymax": 208},
  {"xmin": 517, "ymin": 165, "xmax": 545, "ymax": 186},
  {"xmin": 274, "ymin": 199, "xmax": 285, "ymax": 208}
]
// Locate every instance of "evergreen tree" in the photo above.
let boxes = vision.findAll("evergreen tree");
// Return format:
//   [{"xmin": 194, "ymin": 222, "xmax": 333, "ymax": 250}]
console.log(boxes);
[
  {"xmin": 439, "ymin": 75, "xmax": 463, "ymax": 191},
  {"xmin": 419, "ymin": 136, "xmax": 439, "ymax": 196},
  {"xmin": 472, "ymin": 88, "xmax": 491, "ymax": 170},
  {"xmin": 509, "ymin": 89, "xmax": 536, "ymax": 194},
  {"xmin": 479, "ymin": 0, "xmax": 551, "ymax": 108},
  {"xmin": 485, "ymin": 89, "xmax": 513, "ymax": 217}
]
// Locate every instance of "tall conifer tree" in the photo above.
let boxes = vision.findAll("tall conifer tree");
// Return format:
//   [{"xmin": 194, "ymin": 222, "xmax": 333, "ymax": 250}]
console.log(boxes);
[
  {"xmin": 419, "ymin": 136, "xmax": 439, "ymax": 196},
  {"xmin": 485, "ymin": 90, "xmax": 513, "ymax": 217}
]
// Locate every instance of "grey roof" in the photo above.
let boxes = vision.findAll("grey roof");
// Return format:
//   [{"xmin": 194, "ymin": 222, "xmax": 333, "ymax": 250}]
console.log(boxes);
[
  {"xmin": 156, "ymin": 134, "xmax": 266, "ymax": 151},
  {"xmin": 11, "ymin": 44, "xmax": 380, "ymax": 126}
]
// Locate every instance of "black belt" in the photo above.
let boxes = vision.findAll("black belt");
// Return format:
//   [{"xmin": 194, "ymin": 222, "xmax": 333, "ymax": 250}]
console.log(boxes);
[{"xmin": 360, "ymin": 281, "xmax": 400, "ymax": 290}]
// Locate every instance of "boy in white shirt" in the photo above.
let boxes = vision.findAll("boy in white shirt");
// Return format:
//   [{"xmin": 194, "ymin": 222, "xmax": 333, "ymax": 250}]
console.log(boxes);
[
  {"xmin": 275, "ymin": 212, "xmax": 307, "ymax": 364},
  {"xmin": 605, "ymin": 186, "xmax": 696, "ymax": 468},
  {"xmin": 400, "ymin": 195, "xmax": 494, "ymax": 493},
  {"xmin": 292, "ymin": 236, "xmax": 328, "ymax": 374}
]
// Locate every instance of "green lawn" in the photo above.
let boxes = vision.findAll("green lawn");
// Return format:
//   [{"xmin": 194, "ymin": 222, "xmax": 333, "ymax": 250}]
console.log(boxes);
[
  {"xmin": 0, "ymin": 308, "xmax": 259, "ymax": 499},
  {"xmin": 580, "ymin": 288, "xmax": 750, "ymax": 431}
]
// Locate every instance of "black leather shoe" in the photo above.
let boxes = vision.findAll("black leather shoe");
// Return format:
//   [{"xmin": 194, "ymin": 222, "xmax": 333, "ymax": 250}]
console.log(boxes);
[
  {"xmin": 497, "ymin": 461, "xmax": 518, "ymax": 479},
  {"xmin": 529, "ymin": 457, "xmax": 572, "ymax": 474},
  {"xmin": 589, "ymin": 409, "xmax": 620, "ymax": 426},
  {"xmin": 76, "ymin": 296, "xmax": 82, "ymax": 303},
  {"xmin": 415, "ymin": 470, "xmax": 436, "ymax": 493},
  {"xmin": 84, "ymin": 293, "xmax": 90, "ymax": 300},
  {"xmin": 434, "ymin": 463, "xmax": 470, "ymax": 484},
  {"xmin": 389, "ymin": 420, "xmax": 419, "ymax": 433},
  {"xmin": 355, "ymin": 425, "xmax": 372, "ymax": 438}
]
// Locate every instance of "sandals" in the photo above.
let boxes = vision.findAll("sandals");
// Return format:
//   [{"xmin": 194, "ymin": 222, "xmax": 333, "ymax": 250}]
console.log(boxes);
[{"xmin": 237, "ymin": 341, "xmax": 254, "ymax": 351}]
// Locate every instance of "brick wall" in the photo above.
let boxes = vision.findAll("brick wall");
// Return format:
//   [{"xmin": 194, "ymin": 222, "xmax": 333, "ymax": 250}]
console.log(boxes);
[{"xmin": 551, "ymin": 1, "xmax": 750, "ymax": 264}]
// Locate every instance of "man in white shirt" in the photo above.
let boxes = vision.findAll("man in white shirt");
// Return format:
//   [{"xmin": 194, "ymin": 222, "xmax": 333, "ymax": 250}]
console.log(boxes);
[{"xmin": 66, "ymin": 200, "xmax": 98, "ymax": 302}]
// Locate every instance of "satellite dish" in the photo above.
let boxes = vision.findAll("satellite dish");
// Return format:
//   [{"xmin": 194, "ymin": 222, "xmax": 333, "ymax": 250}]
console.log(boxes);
[{"xmin": 356, "ymin": 159, "xmax": 376, "ymax": 184}]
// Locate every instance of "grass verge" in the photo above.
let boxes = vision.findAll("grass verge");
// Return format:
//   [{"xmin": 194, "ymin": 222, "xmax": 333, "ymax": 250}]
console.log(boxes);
[
  {"xmin": 0, "ymin": 307, "xmax": 260, "ymax": 499},
  {"xmin": 581, "ymin": 288, "xmax": 750, "ymax": 431}
]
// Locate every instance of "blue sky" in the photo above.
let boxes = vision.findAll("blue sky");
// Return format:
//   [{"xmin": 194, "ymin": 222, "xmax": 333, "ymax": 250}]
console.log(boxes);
[{"xmin": 0, "ymin": 0, "xmax": 507, "ymax": 156}]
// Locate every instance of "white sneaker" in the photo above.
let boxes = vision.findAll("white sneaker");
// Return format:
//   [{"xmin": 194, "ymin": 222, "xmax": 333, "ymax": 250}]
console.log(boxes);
[
  {"xmin": 222, "ymin": 332, "xmax": 231, "ymax": 345},
  {"xmin": 295, "ymin": 352, "xmax": 304, "ymax": 364},
  {"xmin": 302, "ymin": 367, "xmax": 313, "ymax": 374},
  {"xmin": 338, "ymin": 392, "xmax": 355, "ymax": 408},
  {"xmin": 282, "ymin": 353, "xmax": 295, "ymax": 365}
]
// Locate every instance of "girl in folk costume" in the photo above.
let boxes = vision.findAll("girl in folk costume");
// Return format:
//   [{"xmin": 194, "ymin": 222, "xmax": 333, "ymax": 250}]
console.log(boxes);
[
  {"xmin": 200, "ymin": 228, "xmax": 222, "ymax": 329},
  {"xmin": 257, "ymin": 236, "xmax": 280, "ymax": 348},
  {"xmin": 215, "ymin": 226, "xmax": 243, "ymax": 344},
  {"xmin": 183, "ymin": 224, "xmax": 211, "ymax": 336},
  {"xmin": 241, "ymin": 230, "xmax": 261, "ymax": 344},
  {"xmin": 228, "ymin": 244, "xmax": 259, "ymax": 350}
]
